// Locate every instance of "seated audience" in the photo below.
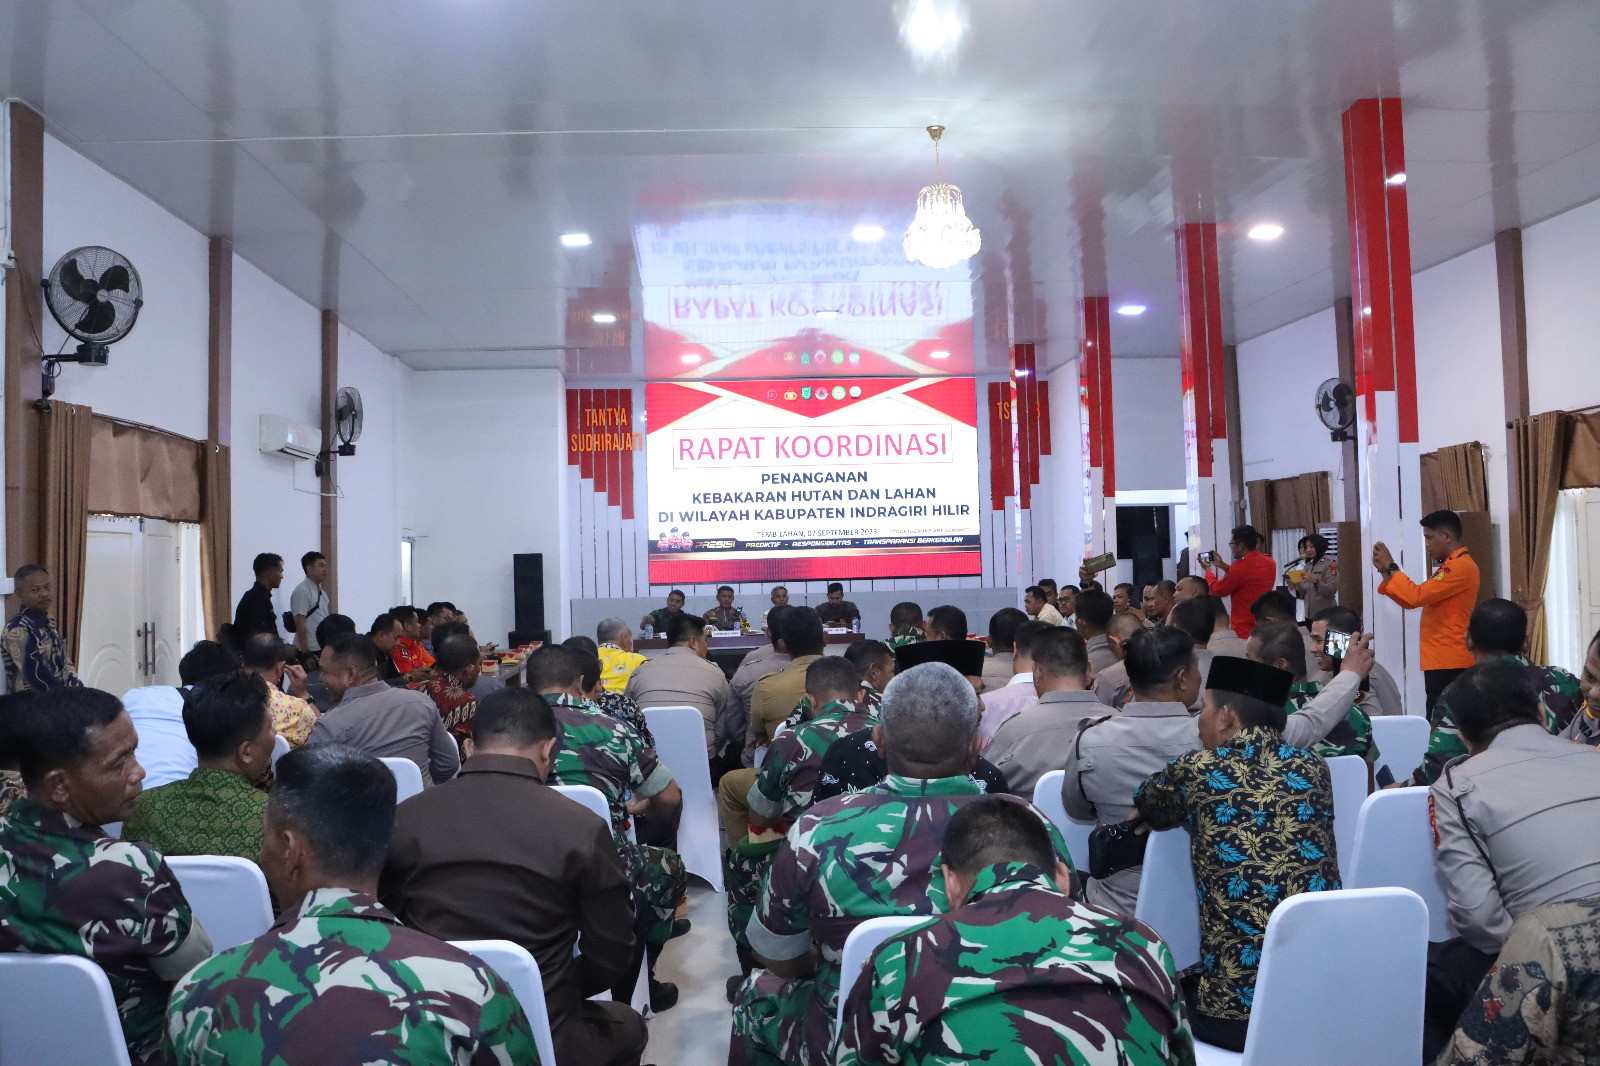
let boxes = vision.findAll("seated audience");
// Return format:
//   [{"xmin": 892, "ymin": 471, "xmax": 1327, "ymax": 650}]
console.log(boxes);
[
  {"xmin": 0, "ymin": 693, "xmax": 28, "ymax": 816},
  {"xmin": 641, "ymin": 587, "xmax": 687, "ymax": 633},
  {"xmin": 596, "ymin": 616, "xmax": 647, "ymax": 692},
  {"xmin": 422, "ymin": 601, "xmax": 456, "ymax": 652},
  {"xmin": 0, "ymin": 686, "xmax": 212, "ymax": 1065},
  {"xmin": 987, "ymin": 628, "xmax": 1099, "ymax": 796},
  {"xmin": 1112, "ymin": 582, "xmax": 1142, "ymax": 617},
  {"xmin": 1436, "ymin": 896, "xmax": 1600, "ymax": 1066},
  {"xmin": 1037, "ymin": 577, "xmax": 1061, "ymax": 608},
  {"xmin": 1024, "ymin": 585, "xmax": 1064, "ymax": 626},
  {"xmin": 1205, "ymin": 594, "xmax": 1248, "ymax": 655},
  {"xmin": 703, "ymin": 584, "xmax": 752, "ymax": 632},
  {"xmin": 757, "ymin": 585, "xmax": 789, "ymax": 633},
  {"xmin": 1417, "ymin": 599, "xmax": 1582, "ymax": 784},
  {"xmin": 567, "ymin": 635, "xmax": 655, "ymax": 747},
  {"xmin": 381, "ymin": 688, "xmax": 647, "ymax": 1066},
  {"xmin": 1424, "ymin": 660, "xmax": 1600, "ymax": 1059},
  {"xmin": 1135, "ymin": 656, "xmax": 1342, "ymax": 1052},
  {"xmin": 1094, "ymin": 595, "xmax": 1215, "ymax": 709},
  {"xmin": 814, "ymin": 581, "xmax": 862, "ymax": 629},
  {"xmin": 535, "ymin": 646, "xmax": 687, "ymax": 1010},
  {"xmin": 389, "ymin": 605, "xmax": 436, "ymax": 675},
  {"xmin": 1073, "ymin": 588, "xmax": 1118, "ymax": 675},
  {"xmin": 123, "ymin": 672, "xmax": 274, "ymax": 863},
  {"xmin": 1563, "ymin": 627, "xmax": 1600, "ymax": 746},
  {"xmin": 745, "ymin": 607, "xmax": 826, "ymax": 756},
  {"xmin": 168, "ymin": 745, "xmax": 534, "ymax": 1064},
  {"xmin": 3, "ymin": 564, "xmax": 84, "ymax": 691},
  {"xmin": 368, "ymin": 612, "xmax": 405, "ymax": 682},
  {"xmin": 1142, "ymin": 579, "xmax": 1177, "ymax": 625},
  {"xmin": 1310, "ymin": 605, "xmax": 1403, "ymax": 716},
  {"xmin": 238, "ymin": 633, "xmax": 318, "ymax": 748},
  {"xmin": 730, "ymin": 662, "xmax": 1076, "ymax": 1066},
  {"xmin": 845, "ymin": 639, "xmax": 895, "ymax": 713},
  {"xmin": 977, "ymin": 619, "xmax": 1051, "ymax": 742},
  {"xmin": 1249, "ymin": 619, "xmax": 1378, "ymax": 768},
  {"xmin": 306, "ymin": 634, "xmax": 459, "ymax": 785},
  {"xmin": 836, "ymin": 797, "xmax": 1193, "ymax": 1066},
  {"xmin": 729, "ymin": 604, "xmax": 794, "ymax": 756},
  {"xmin": 1054, "ymin": 582, "xmax": 1077, "ymax": 626},
  {"xmin": 409, "ymin": 632, "xmax": 482, "ymax": 745},
  {"xmin": 124, "ymin": 640, "xmax": 239, "ymax": 789},
  {"xmin": 625, "ymin": 611, "xmax": 738, "ymax": 760},
  {"xmin": 1250, "ymin": 589, "xmax": 1297, "ymax": 625},
  {"xmin": 981, "ymin": 607, "xmax": 1027, "ymax": 693},
  {"xmin": 307, "ymin": 613, "xmax": 358, "ymax": 711},
  {"xmin": 1204, "ymin": 525, "xmax": 1276, "ymax": 639},
  {"xmin": 1174, "ymin": 574, "xmax": 1209, "ymax": 601},
  {"xmin": 886, "ymin": 601, "xmax": 927, "ymax": 649}
]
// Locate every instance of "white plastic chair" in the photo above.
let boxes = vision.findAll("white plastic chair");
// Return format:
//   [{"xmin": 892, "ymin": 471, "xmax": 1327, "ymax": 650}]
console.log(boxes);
[
  {"xmin": 1191, "ymin": 887, "xmax": 1427, "ymax": 1065},
  {"xmin": 0, "ymin": 954, "xmax": 133, "ymax": 1066},
  {"xmin": 833, "ymin": 916, "xmax": 926, "ymax": 1039},
  {"xmin": 271, "ymin": 734, "xmax": 290, "ymax": 767},
  {"xmin": 1347, "ymin": 788, "xmax": 1458, "ymax": 941},
  {"xmin": 380, "ymin": 757, "xmax": 426, "ymax": 803},
  {"xmin": 1325, "ymin": 754, "xmax": 1368, "ymax": 881},
  {"xmin": 1370, "ymin": 715, "xmax": 1430, "ymax": 784},
  {"xmin": 642, "ymin": 706, "xmax": 723, "ymax": 891},
  {"xmin": 166, "ymin": 855, "xmax": 276, "ymax": 953},
  {"xmin": 1031, "ymin": 770, "xmax": 1094, "ymax": 871},
  {"xmin": 1134, "ymin": 828, "xmax": 1199, "ymax": 969},
  {"xmin": 452, "ymin": 940, "xmax": 557, "ymax": 1066},
  {"xmin": 550, "ymin": 785, "xmax": 649, "ymax": 1014}
]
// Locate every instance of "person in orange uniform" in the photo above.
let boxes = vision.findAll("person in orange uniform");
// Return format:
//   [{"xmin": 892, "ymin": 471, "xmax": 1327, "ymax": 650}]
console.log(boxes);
[
  {"xmin": 390, "ymin": 605, "xmax": 437, "ymax": 676},
  {"xmin": 1204, "ymin": 526, "xmax": 1277, "ymax": 639},
  {"xmin": 1373, "ymin": 509, "xmax": 1480, "ymax": 714}
]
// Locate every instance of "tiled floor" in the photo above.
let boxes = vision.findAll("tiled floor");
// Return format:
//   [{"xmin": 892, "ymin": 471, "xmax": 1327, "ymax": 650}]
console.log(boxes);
[{"xmin": 645, "ymin": 886, "xmax": 737, "ymax": 1065}]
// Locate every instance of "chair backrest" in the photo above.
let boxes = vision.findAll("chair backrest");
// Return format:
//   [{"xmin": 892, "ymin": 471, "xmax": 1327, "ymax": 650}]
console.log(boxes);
[
  {"xmin": 1134, "ymin": 828, "xmax": 1199, "ymax": 969},
  {"xmin": 833, "ymin": 916, "xmax": 926, "ymax": 1039},
  {"xmin": 552, "ymin": 784, "xmax": 611, "ymax": 825},
  {"xmin": 271, "ymin": 733, "xmax": 290, "ymax": 767},
  {"xmin": 1238, "ymin": 887, "xmax": 1427, "ymax": 1065},
  {"xmin": 1031, "ymin": 770, "xmax": 1093, "ymax": 871},
  {"xmin": 1370, "ymin": 715, "xmax": 1430, "ymax": 785},
  {"xmin": 642, "ymin": 706, "xmax": 723, "ymax": 891},
  {"xmin": 451, "ymin": 939, "xmax": 557, "ymax": 1066},
  {"xmin": 166, "ymin": 855, "xmax": 276, "ymax": 953},
  {"xmin": 1347, "ymin": 788, "xmax": 1458, "ymax": 941},
  {"xmin": 380, "ymin": 757, "xmax": 426, "ymax": 803},
  {"xmin": 1325, "ymin": 753, "xmax": 1368, "ymax": 881},
  {"xmin": 0, "ymin": 954, "xmax": 133, "ymax": 1066}
]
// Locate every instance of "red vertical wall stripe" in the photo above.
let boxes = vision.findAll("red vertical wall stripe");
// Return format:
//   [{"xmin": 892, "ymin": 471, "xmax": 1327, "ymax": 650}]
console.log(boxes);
[
  {"xmin": 987, "ymin": 381, "xmax": 1005, "ymax": 510},
  {"xmin": 1096, "ymin": 310, "xmax": 1116, "ymax": 496},
  {"xmin": 578, "ymin": 389, "xmax": 594, "ymax": 480},
  {"xmin": 566, "ymin": 390, "xmax": 581, "ymax": 465},
  {"xmin": 1176, "ymin": 222, "xmax": 1217, "ymax": 479},
  {"xmin": 1038, "ymin": 380, "xmax": 1051, "ymax": 457},
  {"xmin": 1200, "ymin": 223, "xmax": 1228, "ymax": 443},
  {"xmin": 619, "ymin": 388, "xmax": 635, "ymax": 520}
]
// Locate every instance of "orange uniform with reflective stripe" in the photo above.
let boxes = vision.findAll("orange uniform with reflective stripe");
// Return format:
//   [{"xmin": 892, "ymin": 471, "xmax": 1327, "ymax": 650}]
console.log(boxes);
[{"xmin": 1378, "ymin": 547, "xmax": 1479, "ymax": 671}]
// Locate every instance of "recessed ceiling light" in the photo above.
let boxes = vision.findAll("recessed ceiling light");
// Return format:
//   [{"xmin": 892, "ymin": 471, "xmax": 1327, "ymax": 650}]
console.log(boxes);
[
  {"xmin": 1385, "ymin": 172, "xmax": 1407, "ymax": 185},
  {"xmin": 591, "ymin": 312, "xmax": 617, "ymax": 324},
  {"xmin": 929, "ymin": 350, "xmax": 950, "ymax": 359},
  {"xmin": 816, "ymin": 309, "xmax": 840, "ymax": 319},
  {"xmin": 1014, "ymin": 368, "xmax": 1031, "ymax": 377},
  {"xmin": 1247, "ymin": 223, "xmax": 1284, "ymax": 241},
  {"xmin": 900, "ymin": 0, "xmax": 966, "ymax": 65},
  {"xmin": 680, "ymin": 353, "xmax": 701, "ymax": 365},
  {"xmin": 560, "ymin": 233, "xmax": 592, "ymax": 247},
  {"xmin": 1116, "ymin": 304, "xmax": 1147, "ymax": 316},
  {"xmin": 851, "ymin": 224, "xmax": 885, "ymax": 243}
]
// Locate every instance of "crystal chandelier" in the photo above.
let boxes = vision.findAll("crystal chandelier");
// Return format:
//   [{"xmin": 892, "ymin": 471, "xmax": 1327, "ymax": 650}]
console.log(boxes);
[{"xmin": 903, "ymin": 125, "xmax": 981, "ymax": 269}]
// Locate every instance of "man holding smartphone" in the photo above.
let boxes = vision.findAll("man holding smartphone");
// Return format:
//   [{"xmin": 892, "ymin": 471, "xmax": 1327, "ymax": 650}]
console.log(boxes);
[
  {"xmin": 1373, "ymin": 510, "xmax": 1480, "ymax": 715},
  {"xmin": 1202, "ymin": 527, "xmax": 1276, "ymax": 639}
]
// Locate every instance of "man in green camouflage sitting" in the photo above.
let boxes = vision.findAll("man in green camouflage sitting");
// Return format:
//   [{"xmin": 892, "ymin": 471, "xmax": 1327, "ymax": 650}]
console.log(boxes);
[
  {"xmin": 885, "ymin": 601, "xmax": 927, "ymax": 651},
  {"xmin": 837, "ymin": 795, "xmax": 1194, "ymax": 1066},
  {"xmin": 1248, "ymin": 619, "xmax": 1379, "ymax": 769}
]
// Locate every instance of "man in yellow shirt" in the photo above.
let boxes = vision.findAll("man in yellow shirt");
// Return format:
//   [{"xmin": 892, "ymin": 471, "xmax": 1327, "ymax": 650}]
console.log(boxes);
[
  {"xmin": 1374, "ymin": 509, "xmax": 1480, "ymax": 714},
  {"xmin": 596, "ymin": 616, "xmax": 647, "ymax": 693}
]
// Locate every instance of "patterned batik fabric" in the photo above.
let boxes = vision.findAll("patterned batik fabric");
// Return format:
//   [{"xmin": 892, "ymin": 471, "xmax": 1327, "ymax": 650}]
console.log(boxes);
[
  {"xmin": 168, "ymin": 887, "xmax": 538, "ymax": 1066},
  {"xmin": 410, "ymin": 673, "xmax": 479, "ymax": 744},
  {"xmin": 1418, "ymin": 656, "xmax": 1585, "ymax": 784},
  {"xmin": 730, "ymin": 776, "xmax": 1076, "ymax": 1066},
  {"xmin": 1436, "ymin": 895, "xmax": 1600, "ymax": 1066},
  {"xmin": 0, "ymin": 607, "xmax": 82, "ymax": 692},
  {"xmin": 0, "ymin": 799, "xmax": 194, "ymax": 1065},
  {"xmin": 544, "ymin": 693, "xmax": 686, "ymax": 947},
  {"xmin": 267, "ymin": 684, "xmax": 320, "ymax": 748},
  {"xmin": 593, "ymin": 689, "xmax": 655, "ymax": 749},
  {"xmin": 1288, "ymin": 680, "xmax": 1380, "ymax": 766},
  {"xmin": 837, "ymin": 862, "xmax": 1196, "ymax": 1066},
  {"xmin": 1564, "ymin": 701, "xmax": 1600, "ymax": 747},
  {"xmin": 0, "ymin": 771, "xmax": 23, "ymax": 818},
  {"xmin": 1135, "ymin": 724, "xmax": 1341, "ymax": 1023},
  {"xmin": 598, "ymin": 643, "xmax": 647, "ymax": 694},
  {"xmin": 121, "ymin": 767, "xmax": 268, "ymax": 865}
]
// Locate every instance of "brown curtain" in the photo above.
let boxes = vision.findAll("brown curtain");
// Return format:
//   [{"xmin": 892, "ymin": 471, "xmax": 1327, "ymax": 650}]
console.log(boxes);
[
  {"xmin": 1421, "ymin": 441, "xmax": 1489, "ymax": 513},
  {"xmin": 87, "ymin": 417, "xmax": 203, "ymax": 521},
  {"xmin": 1246, "ymin": 480, "xmax": 1273, "ymax": 543},
  {"xmin": 1509, "ymin": 412, "xmax": 1571, "ymax": 664},
  {"xmin": 38, "ymin": 402, "xmax": 94, "ymax": 659},
  {"xmin": 1244, "ymin": 472, "xmax": 1330, "ymax": 543},
  {"xmin": 200, "ymin": 443, "xmax": 232, "ymax": 640},
  {"xmin": 1562, "ymin": 412, "xmax": 1600, "ymax": 490}
]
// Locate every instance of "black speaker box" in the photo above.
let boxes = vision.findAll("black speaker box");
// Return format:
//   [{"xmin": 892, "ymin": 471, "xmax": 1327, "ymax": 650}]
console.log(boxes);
[{"xmin": 513, "ymin": 553, "xmax": 546, "ymax": 637}]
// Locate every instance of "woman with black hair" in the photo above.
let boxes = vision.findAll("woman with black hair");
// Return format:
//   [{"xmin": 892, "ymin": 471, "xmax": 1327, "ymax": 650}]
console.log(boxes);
[{"xmin": 1288, "ymin": 533, "xmax": 1338, "ymax": 618}]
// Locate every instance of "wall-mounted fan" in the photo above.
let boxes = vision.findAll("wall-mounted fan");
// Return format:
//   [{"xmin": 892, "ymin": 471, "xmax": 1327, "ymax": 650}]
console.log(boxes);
[
  {"xmin": 334, "ymin": 387, "xmax": 363, "ymax": 456},
  {"xmin": 1315, "ymin": 377, "xmax": 1357, "ymax": 442},
  {"xmin": 42, "ymin": 246, "xmax": 143, "ymax": 365}
]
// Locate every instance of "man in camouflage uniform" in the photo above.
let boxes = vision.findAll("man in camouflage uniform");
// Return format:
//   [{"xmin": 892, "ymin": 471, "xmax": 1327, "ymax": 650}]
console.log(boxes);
[
  {"xmin": 885, "ymin": 600, "xmax": 926, "ymax": 651},
  {"xmin": 729, "ymin": 663, "xmax": 1077, "ymax": 1066},
  {"xmin": 0, "ymin": 686, "xmax": 213, "ymax": 1066},
  {"xmin": 169, "ymin": 745, "xmax": 537, "ymax": 1065},
  {"xmin": 1415, "ymin": 600, "xmax": 1584, "ymax": 784},
  {"xmin": 1249, "ymin": 621, "xmax": 1380, "ymax": 767},
  {"xmin": 838, "ymin": 797, "xmax": 1194, "ymax": 1066}
]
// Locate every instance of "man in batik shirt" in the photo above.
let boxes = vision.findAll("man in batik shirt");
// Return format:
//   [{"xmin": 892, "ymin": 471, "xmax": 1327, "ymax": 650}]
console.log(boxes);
[
  {"xmin": 838, "ymin": 797, "xmax": 1194, "ymax": 1066},
  {"xmin": 1, "ymin": 564, "xmax": 82, "ymax": 692},
  {"xmin": 885, "ymin": 601, "xmax": 927, "ymax": 651},
  {"xmin": 239, "ymin": 634, "xmax": 318, "ymax": 748},
  {"xmin": 1135, "ymin": 656, "xmax": 1340, "ymax": 1053},
  {"xmin": 0, "ymin": 687, "xmax": 212, "ymax": 1065},
  {"xmin": 1565, "ymin": 629, "xmax": 1599, "ymax": 746},
  {"xmin": 168, "ymin": 745, "xmax": 536, "ymax": 1065},
  {"xmin": 730, "ymin": 663, "xmax": 1077, "ymax": 1066},
  {"xmin": 1248, "ymin": 620, "xmax": 1379, "ymax": 768},
  {"xmin": 411, "ymin": 633, "xmax": 482, "ymax": 745},
  {"xmin": 1415, "ymin": 599, "xmax": 1583, "ymax": 783}
]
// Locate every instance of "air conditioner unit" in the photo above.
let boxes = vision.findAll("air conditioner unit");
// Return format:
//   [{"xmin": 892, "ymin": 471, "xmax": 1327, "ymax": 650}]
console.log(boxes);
[{"xmin": 258, "ymin": 414, "xmax": 322, "ymax": 461}]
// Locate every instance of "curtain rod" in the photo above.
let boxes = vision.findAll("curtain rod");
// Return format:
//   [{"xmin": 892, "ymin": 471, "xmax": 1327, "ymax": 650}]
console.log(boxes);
[{"xmin": 37, "ymin": 403, "xmax": 206, "ymax": 447}]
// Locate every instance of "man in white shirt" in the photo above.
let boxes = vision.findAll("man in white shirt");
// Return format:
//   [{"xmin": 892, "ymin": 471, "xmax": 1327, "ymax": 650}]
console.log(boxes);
[
  {"xmin": 977, "ymin": 619, "xmax": 1052, "ymax": 743},
  {"xmin": 1024, "ymin": 585, "xmax": 1064, "ymax": 627},
  {"xmin": 289, "ymin": 551, "xmax": 331, "ymax": 656},
  {"xmin": 122, "ymin": 640, "xmax": 240, "ymax": 789}
]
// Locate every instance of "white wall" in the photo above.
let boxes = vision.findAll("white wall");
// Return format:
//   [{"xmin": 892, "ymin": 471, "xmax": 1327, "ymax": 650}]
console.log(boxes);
[
  {"xmin": 1236, "ymin": 308, "xmax": 1347, "ymax": 510},
  {"xmin": 1110, "ymin": 357, "xmax": 1186, "ymax": 492},
  {"xmin": 334, "ymin": 324, "xmax": 408, "ymax": 622},
  {"xmin": 1525, "ymin": 195, "xmax": 1600, "ymax": 415},
  {"xmin": 41, "ymin": 134, "xmax": 209, "ymax": 440},
  {"xmin": 404, "ymin": 369, "xmax": 570, "ymax": 644}
]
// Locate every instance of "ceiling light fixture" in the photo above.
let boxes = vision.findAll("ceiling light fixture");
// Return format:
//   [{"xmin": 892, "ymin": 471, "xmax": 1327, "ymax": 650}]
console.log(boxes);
[
  {"xmin": 680, "ymin": 353, "xmax": 701, "ymax": 365},
  {"xmin": 1386, "ymin": 172, "xmax": 1407, "ymax": 185},
  {"xmin": 1247, "ymin": 223, "xmax": 1284, "ymax": 241},
  {"xmin": 816, "ymin": 309, "xmax": 841, "ymax": 319},
  {"xmin": 591, "ymin": 312, "xmax": 617, "ymax": 324},
  {"xmin": 930, "ymin": 350, "xmax": 950, "ymax": 359},
  {"xmin": 1116, "ymin": 304, "xmax": 1147, "ymax": 316},
  {"xmin": 851, "ymin": 223, "xmax": 885, "ymax": 243},
  {"xmin": 904, "ymin": 125, "xmax": 981, "ymax": 269},
  {"xmin": 900, "ymin": 0, "xmax": 967, "ymax": 67},
  {"xmin": 560, "ymin": 233, "xmax": 592, "ymax": 247},
  {"xmin": 1014, "ymin": 368, "xmax": 1031, "ymax": 377}
]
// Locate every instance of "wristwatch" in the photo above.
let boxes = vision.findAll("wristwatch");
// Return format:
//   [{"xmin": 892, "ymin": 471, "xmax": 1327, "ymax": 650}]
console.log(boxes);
[{"xmin": 1385, "ymin": 563, "xmax": 1399, "ymax": 576}]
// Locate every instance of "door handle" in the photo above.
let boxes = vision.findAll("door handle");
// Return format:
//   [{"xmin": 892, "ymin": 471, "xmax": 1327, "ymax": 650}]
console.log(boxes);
[
  {"xmin": 146, "ymin": 622, "xmax": 156, "ymax": 679},
  {"xmin": 134, "ymin": 625, "xmax": 148, "ymax": 676}
]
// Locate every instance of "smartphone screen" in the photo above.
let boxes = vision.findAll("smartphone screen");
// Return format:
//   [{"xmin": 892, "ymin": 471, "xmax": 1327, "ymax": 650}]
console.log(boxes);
[
  {"xmin": 1375, "ymin": 765, "xmax": 1396, "ymax": 788},
  {"xmin": 1323, "ymin": 630, "xmax": 1353, "ymax": 659}
]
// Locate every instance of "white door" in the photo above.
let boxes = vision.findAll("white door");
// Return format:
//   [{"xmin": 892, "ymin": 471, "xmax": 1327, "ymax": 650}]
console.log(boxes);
[
  {"xmin": 1577, "ymin": 489, "xmax": 1600, "ymax": 653},
  {"xmin": 142, "ymin": 519, "xmax": 182, "ymax": 686},
  {"xmin": 79, "ymin": 515, "xmax": 205, "ymax": 697}
]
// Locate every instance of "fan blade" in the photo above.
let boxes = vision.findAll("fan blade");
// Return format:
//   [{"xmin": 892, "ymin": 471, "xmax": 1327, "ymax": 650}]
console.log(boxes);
[
  {"xmin": 75, "ymin": 300, "xmax": 115, "ymax": 336},
  {"xmin": 58, "ymin": 258, "xmax": 100, "ymax": 304},
  {"xmin": 98, "ymin": 264, "xmax": 131, "ymax": 293}
]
